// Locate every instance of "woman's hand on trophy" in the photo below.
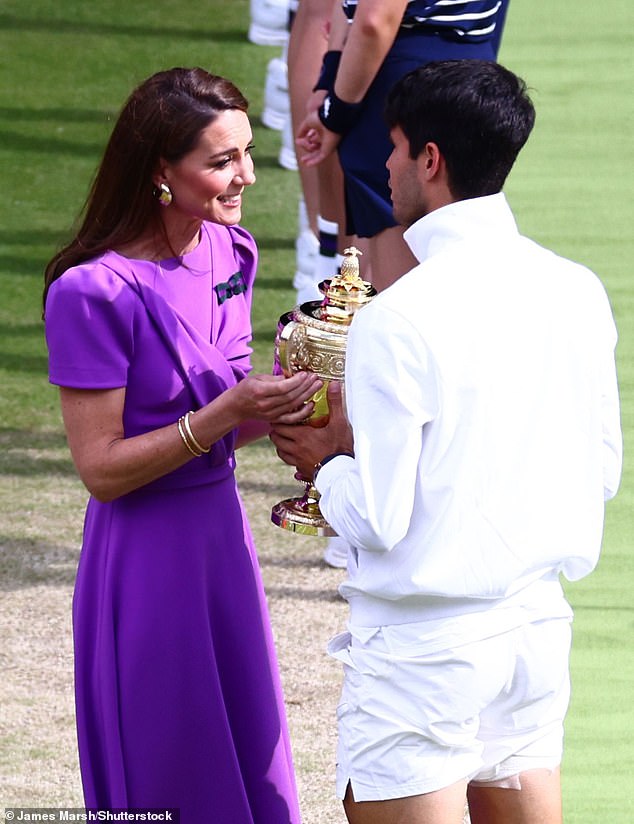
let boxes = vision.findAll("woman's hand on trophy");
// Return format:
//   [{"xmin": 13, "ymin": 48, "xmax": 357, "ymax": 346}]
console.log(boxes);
[
  {"xmin": 231, "ymin": 371, "xmax": 323, "ymax": 424},
  {"xmin": 270, "ymin": 382, "xmax": 353, "ymax": 477}
]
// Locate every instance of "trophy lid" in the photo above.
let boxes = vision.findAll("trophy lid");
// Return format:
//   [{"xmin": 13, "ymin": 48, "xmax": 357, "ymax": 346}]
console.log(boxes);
[{"xmin": 320, "ymin": 247, "xmax": 375, "ymax": 324}]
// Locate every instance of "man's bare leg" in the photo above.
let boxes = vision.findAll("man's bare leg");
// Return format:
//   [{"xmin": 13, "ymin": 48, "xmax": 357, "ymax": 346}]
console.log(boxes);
[
  {"xmin": 467, "ymin": 768, "xmax": 563, "ymax": 824},
  {"xmin": 343, "ymin": 779, "xmax": 468, "ymax": 824}
]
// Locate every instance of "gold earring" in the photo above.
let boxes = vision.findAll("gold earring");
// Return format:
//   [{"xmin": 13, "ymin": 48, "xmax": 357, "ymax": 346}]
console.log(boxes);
[{"xmin": 154, "ymin": 182, "xmax": 173, "ymax": 206}]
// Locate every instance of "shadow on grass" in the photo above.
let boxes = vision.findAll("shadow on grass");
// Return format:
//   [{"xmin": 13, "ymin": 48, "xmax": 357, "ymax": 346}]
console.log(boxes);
[
  {"xmin": 0, "ymin": 429, "xmax": 75, "ymax": 476},
  {"xmin": 0, "ymin": 229, "xmax": 71, "ymax": 245},
  {"xmin": 238, "ymin": 477, "xmax": 299, "ymax": 499},
  {"xmin": 259, "ymin": 553, "xmax": 328, "ymax": 571},
  {"xmin": 0, "ymin": 14, "xmax": 246, "ymax": 43},
  {"xmin": 0, "ymin": 105, "xmax": 113, "ymax": 124},
  {"xmin": 0, "ymin": 254, "xmax": 52, "ymax": 277},
  {"xmin": 0, "ymin": 536, "xmax": 78, "ymax": 591},
  {"xmin": 0, "ymin": 230, "xmax": 76, "ymax": 278},
  {"xmin": 0, "ymin": 351, "xmax": 49, "ymax": 375},
  {"xmin": 572, "ymin": 603, "xmax": 634, "ymax": 613},
  {"xmin": 254, "ymin": 278, "xmax": 296, "ymax": 291},
  {"xmin": 0, "ymin": 321, "xmax": 46, "ymax": 336},
  {"xmin": 265, "ymin": 584, "xmax": 344, "ymax": 603},
  {"xmin": 256, "ymin": 238, "xmax": 295, "ymax": 252},
  {"xmin": 1, "ymin": 125, "xmax": 106, "ymax": 157}
]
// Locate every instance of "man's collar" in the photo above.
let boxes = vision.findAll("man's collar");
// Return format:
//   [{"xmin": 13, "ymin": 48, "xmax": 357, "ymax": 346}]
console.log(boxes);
[{"xmin": 403, "ymin": 193, "xmax": 518, "ymax": 263}]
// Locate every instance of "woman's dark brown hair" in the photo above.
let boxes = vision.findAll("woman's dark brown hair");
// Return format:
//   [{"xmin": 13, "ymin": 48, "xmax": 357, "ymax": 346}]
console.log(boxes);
[{"xmin": 43, "ymin": 67, "xmax": 249, "ymax": 311}]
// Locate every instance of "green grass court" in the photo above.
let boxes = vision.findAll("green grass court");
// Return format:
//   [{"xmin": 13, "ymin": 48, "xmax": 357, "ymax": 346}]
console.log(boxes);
[{"xmin": 0, "ymin": 1, "xmax": 632, "ymax": 820}]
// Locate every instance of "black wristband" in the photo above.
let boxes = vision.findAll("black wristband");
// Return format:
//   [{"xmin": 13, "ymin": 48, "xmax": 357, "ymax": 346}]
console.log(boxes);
[
  {"xmin": 318, "ymin": 90, "xmax": 363, "ymax": 135},
  {"xmin": 313, "ymin": 451, "xmax": 354, "ymax": 484},
  {"xmin": 313, "ymin": 50, "xmax": 342, "ymax": 92}
]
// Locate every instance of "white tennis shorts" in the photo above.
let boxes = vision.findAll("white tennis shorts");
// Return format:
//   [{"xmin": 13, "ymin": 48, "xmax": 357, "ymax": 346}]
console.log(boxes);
[{"xmin": 328, "ymin": 617, "xmax": 572, "ymax": 801}]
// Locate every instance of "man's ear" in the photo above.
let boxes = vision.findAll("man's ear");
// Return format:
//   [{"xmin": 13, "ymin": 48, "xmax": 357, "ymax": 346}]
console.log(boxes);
[{"xmin": 420, "ymin": 141, "xmax": 442, "ymax": 179}]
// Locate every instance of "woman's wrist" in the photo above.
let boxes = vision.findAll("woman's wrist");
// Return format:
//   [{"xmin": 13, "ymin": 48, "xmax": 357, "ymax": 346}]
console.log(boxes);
[
  {"xmin": 176, "ymin": 392, "xmax": 242, "ymax": 460},
  {"xmin": 177, "ymin": 411, "xmax": 211, "ymax": 457}
]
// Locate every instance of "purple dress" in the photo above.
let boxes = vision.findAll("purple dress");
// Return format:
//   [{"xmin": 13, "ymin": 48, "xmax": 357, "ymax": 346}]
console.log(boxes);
[{"xmin": 45, "ymin": 223, "xmax": 301, "ymax": 823}]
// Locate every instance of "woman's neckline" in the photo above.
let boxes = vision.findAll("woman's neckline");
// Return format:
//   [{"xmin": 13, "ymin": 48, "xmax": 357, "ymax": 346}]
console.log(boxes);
[{"xmin": 113, "ymin": 225, "xmax": 208, "ymax": 264}]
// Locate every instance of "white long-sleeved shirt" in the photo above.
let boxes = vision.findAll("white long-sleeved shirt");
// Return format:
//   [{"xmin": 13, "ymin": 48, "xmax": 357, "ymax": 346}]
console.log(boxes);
[{"xmin": 317, "ymin": 194, "xmax": 622, "ymax": 628}]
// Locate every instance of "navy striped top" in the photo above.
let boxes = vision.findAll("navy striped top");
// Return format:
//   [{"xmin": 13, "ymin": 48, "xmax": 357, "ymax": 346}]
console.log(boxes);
[{"xmin": 342, "ymin": 0, "xmax": 506, "ymax": 43}]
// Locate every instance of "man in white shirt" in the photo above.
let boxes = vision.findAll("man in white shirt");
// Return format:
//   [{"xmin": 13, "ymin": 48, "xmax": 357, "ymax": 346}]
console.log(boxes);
[{"xmin": 271, "ymin": 59, "xmax": 622, "ymax": 824}]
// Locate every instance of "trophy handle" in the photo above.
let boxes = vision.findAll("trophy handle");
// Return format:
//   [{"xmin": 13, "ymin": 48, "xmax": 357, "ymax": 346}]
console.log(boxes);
[
  {"xmin": 276, "ymin": 318, "xmax": 298, "ymax": 377},
  {"xmin": 277, "ymin": 320, "xmax": 331, "ymax": 425}
]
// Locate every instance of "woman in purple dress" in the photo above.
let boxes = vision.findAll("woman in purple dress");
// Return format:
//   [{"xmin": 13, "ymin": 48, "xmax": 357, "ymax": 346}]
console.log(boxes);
[{"xmin": 43, "ymin": 67, "xmax": 321, "ymax": 823}]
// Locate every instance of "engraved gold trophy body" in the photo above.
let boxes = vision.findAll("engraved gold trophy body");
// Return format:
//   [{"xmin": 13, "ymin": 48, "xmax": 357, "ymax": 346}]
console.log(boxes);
[{"xmin": 271, "ymin": 247, "xmax": 376, "ymax": 536}]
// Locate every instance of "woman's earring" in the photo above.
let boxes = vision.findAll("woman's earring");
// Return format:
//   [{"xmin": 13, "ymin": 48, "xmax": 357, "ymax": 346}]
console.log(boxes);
[{"xmin": 154, "ymin": 182, "xmax": 173, "ymax": 207}]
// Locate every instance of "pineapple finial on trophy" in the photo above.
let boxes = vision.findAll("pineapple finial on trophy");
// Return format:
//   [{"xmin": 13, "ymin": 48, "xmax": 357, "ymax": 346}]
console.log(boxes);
[
  {"xmin": 320, "ymin": 246, "xmax": 373, "ymax": 323},
  {"xmin": 340, "ymin": 245, "xmax": 363, "ymax": 279}
]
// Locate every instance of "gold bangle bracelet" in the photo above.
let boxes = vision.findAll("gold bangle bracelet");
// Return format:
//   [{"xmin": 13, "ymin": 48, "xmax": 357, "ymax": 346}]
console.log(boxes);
[
  {"xmin": 183, "ymin": 411, "xmax": 211, "ymax": 454},
  {"xmin": 177, "ymin": 416, "xmax": 202, "ymax": 457}
]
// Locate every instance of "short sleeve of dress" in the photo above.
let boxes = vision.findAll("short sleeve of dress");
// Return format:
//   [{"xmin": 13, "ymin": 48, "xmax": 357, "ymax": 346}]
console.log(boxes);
[{"xmin": 45, "ymin": 261, "xmax": 137, "ymax": 389}]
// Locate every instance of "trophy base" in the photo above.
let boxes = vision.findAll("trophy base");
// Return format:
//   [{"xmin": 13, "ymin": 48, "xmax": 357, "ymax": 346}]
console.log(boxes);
[{"xmin": 271, "ymin": 497, "xmax": 337, "ymax": 537}]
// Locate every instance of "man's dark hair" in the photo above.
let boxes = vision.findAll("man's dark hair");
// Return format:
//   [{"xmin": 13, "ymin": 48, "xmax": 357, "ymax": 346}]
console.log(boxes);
[{"xmin": 384, "ymin": 60, "xmax": 536, "ymax": 200}]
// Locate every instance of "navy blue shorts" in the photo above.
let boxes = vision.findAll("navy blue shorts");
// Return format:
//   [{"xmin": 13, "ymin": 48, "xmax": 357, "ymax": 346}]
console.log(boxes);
[{"xmin": 338, "ymin": 33, "xmax": 497, "ymax": 238}]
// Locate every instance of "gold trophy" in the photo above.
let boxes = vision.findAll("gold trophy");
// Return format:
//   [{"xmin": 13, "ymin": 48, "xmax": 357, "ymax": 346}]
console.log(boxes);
[{"xmin": 271, "ymin": 247, "xmax": 376, "ymax": 536}]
